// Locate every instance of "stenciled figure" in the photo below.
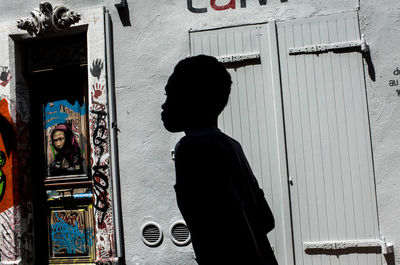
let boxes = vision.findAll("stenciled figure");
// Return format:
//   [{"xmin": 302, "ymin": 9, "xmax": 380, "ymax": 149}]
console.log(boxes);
[
  {"xmin": 49, "ymin": 122, "xmax": 82, "ymax": 176},
  {"xmin": 161, "ymin": 55, "xmax": 278, "ymax": 265}
]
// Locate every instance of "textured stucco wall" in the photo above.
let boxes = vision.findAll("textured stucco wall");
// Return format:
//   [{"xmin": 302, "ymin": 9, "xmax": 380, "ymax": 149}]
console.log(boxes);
[
  {"xmin": 1, "ymin": 0, "xmax": 400, "ymax": 264},
  {"xmin": 360, "ymin": 0, "xmax": 400, "ymax": 264},
  {"xmin": 112, "ymin": 1, "xmax": 400, "ymax": 264},
  {"xmin": 109, "ymin": 1, "xmax": 358, "ymax": 264}
]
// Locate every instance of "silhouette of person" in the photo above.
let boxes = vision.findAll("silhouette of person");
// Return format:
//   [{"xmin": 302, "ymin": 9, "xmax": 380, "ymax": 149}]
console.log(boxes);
[
  {"xmin": 50, "ymin": 122, "xmax": 82, "ymax": 176},
  {"xmin": 161, "ymin": 55, "xmax": 278, "ymax": 265}
]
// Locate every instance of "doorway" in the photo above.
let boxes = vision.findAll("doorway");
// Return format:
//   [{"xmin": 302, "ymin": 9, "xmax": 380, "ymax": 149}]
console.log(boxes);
[{"xmin": 23, "ymin": 32, "xmax": 96, "ymax": 265}]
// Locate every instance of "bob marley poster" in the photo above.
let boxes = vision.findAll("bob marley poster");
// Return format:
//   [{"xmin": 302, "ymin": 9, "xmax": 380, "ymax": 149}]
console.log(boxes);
[{"xmin": 44, "ymin": 99, "xmax": 87, "ymax": 177}]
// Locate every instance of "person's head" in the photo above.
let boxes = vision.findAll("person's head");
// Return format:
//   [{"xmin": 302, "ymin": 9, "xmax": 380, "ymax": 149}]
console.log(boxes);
[
  {"xmin": 161, "ymin": 55, "xmax": 232, "ymax": 132},
  {"xmin": 52, "ymin": 130, "xmax": 65, "ymax": 150},
  {"xmin": 51, "ymin": 123, "xmax": 75, "ymax": 152}
]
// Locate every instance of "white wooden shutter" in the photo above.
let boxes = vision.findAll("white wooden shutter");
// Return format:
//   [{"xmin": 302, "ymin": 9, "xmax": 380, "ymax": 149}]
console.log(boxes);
[
  {"xmin": 277, "ymin": 12, "xmax": 381, "ymax": 265},
  {"xmin": 190, "ymin": 24, "xmax": 294, "ymax": 265}
]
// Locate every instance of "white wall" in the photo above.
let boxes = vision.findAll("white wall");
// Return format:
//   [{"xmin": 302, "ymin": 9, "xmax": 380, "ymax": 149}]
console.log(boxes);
[
  {"xmin": 360, "ymin": 1, "xmax": 400, "ymax": 264},
  {"xmin": 112, "ymin": 1, "xmax": 400, "ymax": 264},
  {"xmin": 2, "ymin": 0, "xmax": 400, "ymax": 264}
]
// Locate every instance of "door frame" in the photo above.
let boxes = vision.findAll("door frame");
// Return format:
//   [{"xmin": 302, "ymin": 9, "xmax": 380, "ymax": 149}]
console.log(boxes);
[{"xmin": 0, "ymin": 5, "xmax": 119, "ymax": 265}]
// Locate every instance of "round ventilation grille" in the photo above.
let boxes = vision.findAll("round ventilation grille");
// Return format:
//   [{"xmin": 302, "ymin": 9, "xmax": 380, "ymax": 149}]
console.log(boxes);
[
  {"xmin": 170, "ymin": 221, "xmax": 191, "ymax": 246},
  {"xmin": 141, "ymin": 222, "xmax": 163, "ymax": 247}
]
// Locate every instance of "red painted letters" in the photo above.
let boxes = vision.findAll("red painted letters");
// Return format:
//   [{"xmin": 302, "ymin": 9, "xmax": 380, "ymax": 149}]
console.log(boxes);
[{"xmin": 210, "ymin": 0, "xmax": 236, "ymax": 10}]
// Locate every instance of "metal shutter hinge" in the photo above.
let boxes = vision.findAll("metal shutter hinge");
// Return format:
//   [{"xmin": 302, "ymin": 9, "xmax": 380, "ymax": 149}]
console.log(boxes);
[
  {"xmin": 304, "ymin": 238, "xmax": 393, "ymax": 254},
  {"xmin": 217, "ymin": 52, "xmax": 260, "ymax": 63},
  {"xmin": 289, "ymin": 34, "xmax": 369, "ymax": 55}
]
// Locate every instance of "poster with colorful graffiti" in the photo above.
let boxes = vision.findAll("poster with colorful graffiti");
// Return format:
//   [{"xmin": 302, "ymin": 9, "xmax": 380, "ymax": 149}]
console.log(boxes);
[
  {"xmin": 43, "ymin": 100, "xmax": 87, "ymax": 177},
  {"xmin": 50, "ymin": 209, "xmax": 94, "ymax": 257}
]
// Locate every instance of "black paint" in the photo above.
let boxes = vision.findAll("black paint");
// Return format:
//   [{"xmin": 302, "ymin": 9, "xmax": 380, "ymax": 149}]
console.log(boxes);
[
  {"xmin": 0, "ymin": 114, "xmax": 16, "ymax": 156},
  {"xmin": 90, "ymin": 59, "xmax": 103, "ymax": 80},
  {"xmin": 389, "ymin": 80, "xmax": 398, "ymax": 87},
  {"xmin": 187, "ymin": 0, "xmax": 207, "ymax": 13},
  {"xmin": 91, "ymin": 110, "xmax": 109, "ymax": 225},
  {"xmin": 0, "ymin": 67, "xmax": 9, "ymax": 82},
  {"xmin": 0, "ymin": 151, "xmax": 6, "ymax": 202},
  {"xmin": 241, "ymin": 0, "xmax": 268, "ymax": 6},
  {"xmin": 0, "ymin": 209, "xmax": 17, "ymax": 260}
]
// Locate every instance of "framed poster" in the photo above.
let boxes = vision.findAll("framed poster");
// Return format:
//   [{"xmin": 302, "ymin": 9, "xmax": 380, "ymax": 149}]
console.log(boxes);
[
  {"xmin": 48, "ymin": 203, "xmax": 95, "ymax": 264},
  {"xmin": 43, "ymin": 99, "xmax": 88, "ymax": 179}
]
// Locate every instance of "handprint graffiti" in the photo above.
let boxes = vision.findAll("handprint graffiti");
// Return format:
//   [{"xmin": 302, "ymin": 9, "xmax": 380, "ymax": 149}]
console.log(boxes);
[
  {"xmin": 92, "ymin": 83, "xmax": 104, "ymax": 99},
  {"xmin": 90, "ymin": 59, "xmax": 103, "ymax": 80},
  {"xmin": 0, "ymin": 66, "xmax": 11, "ymax": 87}
]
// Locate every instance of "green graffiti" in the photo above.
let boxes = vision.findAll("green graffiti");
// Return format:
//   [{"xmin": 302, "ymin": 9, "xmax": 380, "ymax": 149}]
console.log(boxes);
[{"xmin": 0, "ymin": 151, "xmax": 6, "ymax": 201}]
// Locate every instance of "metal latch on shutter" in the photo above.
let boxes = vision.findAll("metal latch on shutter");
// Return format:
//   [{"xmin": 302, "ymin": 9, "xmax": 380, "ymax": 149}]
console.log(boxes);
[
  {"xmin": 217, "ymin": 52, "xmax": 260, "ymax": 63},
  {"xmin": 304, "ymin": 238, "xmax": 394, "ymax": 254},
  {"xmin": 289, "ymin": 34, "xmax": 369, "ymax": 55}
]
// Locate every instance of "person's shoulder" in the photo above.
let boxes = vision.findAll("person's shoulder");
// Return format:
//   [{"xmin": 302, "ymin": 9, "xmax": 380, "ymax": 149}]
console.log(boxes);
[
  {"xmin": 176, "ymin": 130, "xmax": 230, "ymax": 156},
  {"xmin": 174, "ymin": 134, "xmax": 210, "ymax": 157},
  {"xmin": 224, "ymin": 134, "xmax": 239, "ymax": 145},
  {"xmin": 177, "ymin": 134, "xmax": 208, "ymax": 147},
  {"xmin": 216, "ymin": 132, "xmax": 242, "ymax": 150}
]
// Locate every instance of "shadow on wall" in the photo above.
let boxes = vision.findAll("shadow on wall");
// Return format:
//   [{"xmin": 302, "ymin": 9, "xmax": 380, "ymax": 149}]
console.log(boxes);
[
  {"xmin": 385, "ymin": 252, "xmax": 395, "ymax": 265},
  {"xmin": 363, "ymin": 51, "xmax": 376, "ymax": 82},
  {"xmin": 329, "ymin": 47, "xmax": 376, "ymax": 82},
  {"xmin": 306, "ymin": 247, "xmax": 395, "ymax": 265},
  {"xmin": 115, "ymin": 0, "xmax": 131, "ymax": 27}
]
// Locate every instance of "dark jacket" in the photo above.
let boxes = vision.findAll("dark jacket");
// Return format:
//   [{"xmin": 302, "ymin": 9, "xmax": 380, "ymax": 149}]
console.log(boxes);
[{"xmin": 174, "ymin": 127, "xmax": 278, "ymax": 265}]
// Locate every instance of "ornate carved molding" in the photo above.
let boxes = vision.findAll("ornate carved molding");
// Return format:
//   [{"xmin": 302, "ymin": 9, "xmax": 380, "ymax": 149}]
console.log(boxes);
[{"xmin": 17, "ymin": 2, "xmax": 81, "ymax": 36}]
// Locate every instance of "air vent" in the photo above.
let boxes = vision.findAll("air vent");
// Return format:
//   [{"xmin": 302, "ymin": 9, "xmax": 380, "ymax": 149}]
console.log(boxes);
[
  {"xmin": 141, "ymin": 222, "xmax": 163, "ymax": 247},
  {"xmin": 170, "ymin": 221, "xmax": 191, "ymax": 246}
]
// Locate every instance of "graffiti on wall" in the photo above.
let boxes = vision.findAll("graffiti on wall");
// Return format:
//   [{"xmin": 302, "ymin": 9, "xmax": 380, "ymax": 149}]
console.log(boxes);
[
  {"xmin": 44, "ymin": 100, "xmax": 87, "ymax": 176},
  {"xmin": 90, "ymin": 59, "xmax": 104, "ymax": 81},
  {"xmin": 89, "ymin": 58, "xmax": 115, "ymax": 258},
  {"xmin": 44, "ymin": 100, "xmax": 86, "ymax": 129},
  {"xmin": 0, "ymin": 98, "xmax": 31, "ymax": 263},
  {"xmin": 96, "ymin": 212, "xmax": 114, "ymax": 258},
  {"xmin": 93, "ymin": 83, "xmax": 105, "ymax": 99},
  {"xmin": 0, "ymin": 204, "xmax": 34, "ymax": 264},
  {"xmin": 0, "ymin": 94, "xmax": 34, "ymax": 264},
  {"xmin": 0, "ymin": 151, "xmax": 6, "ymax": 202},
  {"xmin": 187, "ymin": 0, "xmax": 287, "ymax": 13},
  {"xmin": 0, "ymin": 98, "xmax": 16, "ymax": 212},
  {"xmin": 0, "ymin": 207, "xmax": 18, "ymax": 261},
  {"xmin": 15, "ymin": 83, "xmax": 32, "ymax": 200},
  {"xmin": 0, "ymin": 67, "xmax": 11, "ymax": 87},
  {"xmin": 89, "ymin": 59, "xmax": 110, "ymax": 226},
  {"xmin": 15, "ymin": 83, "xmax": 35, "ymax": 265},
  {"xmin": 91, "ymin": 109, "xmax": 110, "ymax": 225},
  {"xmin": 50, "ymin": 211, "xmax": 94, "ymax": 255}
]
